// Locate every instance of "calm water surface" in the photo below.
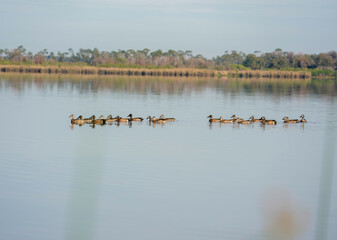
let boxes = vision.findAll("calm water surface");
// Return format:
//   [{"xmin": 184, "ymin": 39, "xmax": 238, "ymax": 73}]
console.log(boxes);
[{"xmin": 0, "ymin": 74, "xmax": 336, "ymax": 240}]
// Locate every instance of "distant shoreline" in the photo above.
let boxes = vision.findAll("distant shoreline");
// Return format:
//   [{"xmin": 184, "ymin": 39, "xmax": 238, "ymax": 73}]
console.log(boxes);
[{"xmin": 0, "ymin": 65, "xmax": 312, "ymax": 79}]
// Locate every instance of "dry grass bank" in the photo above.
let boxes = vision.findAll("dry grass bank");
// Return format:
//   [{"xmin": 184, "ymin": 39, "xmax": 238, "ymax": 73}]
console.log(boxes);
[
  {"xmin": 225, "ymin": 70, "xmax": 311, "ymax": 79},
  {"xmin": 0, "ymin": 65, "xmax": 311, "ymax": 79}
]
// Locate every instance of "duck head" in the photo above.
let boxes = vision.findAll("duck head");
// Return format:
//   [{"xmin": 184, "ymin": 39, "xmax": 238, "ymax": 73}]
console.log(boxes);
[{"xmin": 207, "ymin": 115, "xmax": 213, "ymax": 118}]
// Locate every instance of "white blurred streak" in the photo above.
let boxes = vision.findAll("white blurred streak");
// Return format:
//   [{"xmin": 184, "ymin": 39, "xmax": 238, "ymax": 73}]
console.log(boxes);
[{"xmin": 315, "ymin": 101, "xmax": 336, "ymax": 240}]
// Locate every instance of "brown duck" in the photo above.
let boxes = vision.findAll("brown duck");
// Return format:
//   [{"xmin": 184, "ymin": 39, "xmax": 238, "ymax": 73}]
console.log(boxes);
[
  {"xmin": 282, "ymin": 116, "xmax": 299, "ymax": 123},
  {"xmin": 237, "ymin": 118, "xmax": 251, "ymax": 124},
  {"xmin": 300, "ymin": 114, "xmax": 307, "ymax": 123},
  {"xmin": 152, "ymin": 116, "xmax": 166, "ymax": 123},
  {"xmin": 83, "ymin": 115, "xmax": 93, "ymax": 123},
  {"xmin": 231, "ymin": 115, "xmax": 244, "ymax": 123},
  {"xmin": 249, "ymin": 116, "xmax": 261, "ymax": 122},
  {"xmin": 69, "ymin": 114, "xmax": 84, "ymax": 125},
  {"xmin": 105, "ymin": 115, "xmax": 118, "ymax": 123},
  {"xmin": 260, "ymin": 116, "xmax": 277, "ymax": 125},
  {"xmin": 127, "ymin": 114, "xmax": 143, "ymax": 122},
  {"xmin": 116, "ymin": 116, "xmax": 129, "ymax": 122},
  {"xmin": 160, "ymin": 114, "xmax": 175, "ymax": 121},
  {"xmin": 207, "ymin": 115, "xmax": 221, "ymax": 123},
  {"xmin": 219, "ymin": 116, "xmax": 233, "ymax": 123},
  {"xmin": 91, "ymin": 115, "xmax": 105, "ymax": 125}
]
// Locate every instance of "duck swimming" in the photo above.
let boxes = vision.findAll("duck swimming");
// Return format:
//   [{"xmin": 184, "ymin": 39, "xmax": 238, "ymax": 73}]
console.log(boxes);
[
  {"xmin": 260, "ymin": 116, "xmax": 277, "ymax": 125},
  {"xmin": 283, "ymin": 116, "xmax": 299, "ymax": 123},
  {"xmin": 146, "ymin": 116, "xmax": 154, "ymax": 122},
  {"xmin": 249, "ymin": 116, "xmax": 261, "ymax": 122},
  {"xmin": 127, "ymin": 114, "xmax": 143, "ymax": 122},
  {"xmin": 146, "ymin": 116, "xmax": 165, "ymax": 123},
  {"xmin": 237, "ymin": 118, "xmax": 251, "ymax": 124},
  {"xmin": 69, "ymin": 114, "xmax": 84, "ymax": 125},
  {"xmin": 160, "ymin": 114, "xmax": 175, "ymax": 121},
  {"xmin": 105, "ymin": 115, "xmax": 118, "ymax": 123},
  {"xmin": 88, "ymin": 115, "xmax": 105, "ymax": 125},
  {"xmin": 219, "ymin": 116, "xmax": 233, "ymax": 123},
  {"xmin": 116, "ymin": 115, "xmax": 129, "ymax": 122},
  {"xmin": 91, "ymin": 115, "xmax": 105, "ymax": 125},
  {"xmin": 300, "ymin": 114, "xmax": 307, "ymax": 123},
  {"xmin": 207, "ymin": 115, "xmax": 221, "ymax": 123},
  {"xmin": 83, "ymin": 115, "xmax": 93, "ymax": 123},
  {"xmin": 231, "ymin": 115, "xmax": 244, "ymax": 123},
  {"xmin": 152, "ymin": 116, "xmax": 166, "ymax": 123}
]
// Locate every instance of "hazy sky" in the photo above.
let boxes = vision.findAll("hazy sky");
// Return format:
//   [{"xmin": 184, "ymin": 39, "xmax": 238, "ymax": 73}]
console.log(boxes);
[{"xmin": 1, "ymin": 0, "xmax": 336, "ymax": 57}]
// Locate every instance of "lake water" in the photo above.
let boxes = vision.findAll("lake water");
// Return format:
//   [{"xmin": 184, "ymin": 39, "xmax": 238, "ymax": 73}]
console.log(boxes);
[{"xmin": 0, "ymin": 74, "xmax": 336, "ymax": 240}]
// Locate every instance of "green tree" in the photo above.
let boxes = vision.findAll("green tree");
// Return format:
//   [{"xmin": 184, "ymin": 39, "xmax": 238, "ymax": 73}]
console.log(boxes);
[{"xmin": 243, "ymin": 54, "xmax": 259, "ymax": 69}]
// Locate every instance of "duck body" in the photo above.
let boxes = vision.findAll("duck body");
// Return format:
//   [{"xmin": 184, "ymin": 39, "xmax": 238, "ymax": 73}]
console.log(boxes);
[
  {"xmin": 116, "ymin": 116, "xmax": 129, "ymax": 122},
  {"xmin": 207, "ymin": 115, "xmax": 221, "ymax": 123},
  {"xmin": 249, "ymin": 116, "xmax": 261, "ymax": 122},
  {"xmin": 163, "ymin": 118, "xmax": 175, "ymax": 121},
  {"xmin": 105, "ymin": 115, "xmax": 118, "ymax": 123},
  {"xmin": 83, "ymin": 116, "xmax": 93, "ymax": 123},
  {"xmin": 283, "ymin": 116, "xmax": 299, "ymax": 123},
  {"xmin": 260, "ymin": 117, "xmax": 277, "ymax": 125},
  {"xmin": 237, "ymin": 119, "xmax": 251, "ymax": 124},
  {"xmin": 219, "ymin": 116, "xmax": 233, "ymax": 123},
  {"xmin": 127, "ymin": 114, "xmax": 143, "ymax": 122},
  {"xmin": 70, "ymin": 114, "xmax": 84, "ymax": 125},
  {"xmin": 160, "ymin": 114, "xmax": 175, "ymax": 121},
  {"xmin": 152, "ymin": 116, "xmax": 166, "ymax": 123},
  {"xmin": 261, "ymin": 120, "xmax": 277, "ymax": 125},
  {"xmin": 231, "ymin": 115, "xmax": 244, "ymax": 123},
  {"xmin": 92, "ymin": 115, "xmax": 105, "ymax": 125}
]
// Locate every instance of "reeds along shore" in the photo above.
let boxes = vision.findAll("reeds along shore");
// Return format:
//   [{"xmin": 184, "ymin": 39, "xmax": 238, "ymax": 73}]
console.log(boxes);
[{"xmin": 0, "ymin": 65, "xmax": 311, "ymax": 79}]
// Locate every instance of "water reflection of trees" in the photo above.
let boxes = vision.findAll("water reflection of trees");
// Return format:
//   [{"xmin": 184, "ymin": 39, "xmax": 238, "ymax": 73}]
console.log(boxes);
[{"xmin": 0, "ymin": 74, "xmax": 336, "ymax": 97}]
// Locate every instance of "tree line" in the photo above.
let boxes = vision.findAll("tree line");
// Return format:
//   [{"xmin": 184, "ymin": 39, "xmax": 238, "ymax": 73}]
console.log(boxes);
[{"xmin": 0, "ymin": 46, "xmax": 336, "ymax": 71}]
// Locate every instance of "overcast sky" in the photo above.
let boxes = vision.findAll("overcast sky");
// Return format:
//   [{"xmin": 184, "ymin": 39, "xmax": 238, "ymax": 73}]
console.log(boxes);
[{"xmin": 1, "ymin": 0, "xmax": 336, "ymax": 57}]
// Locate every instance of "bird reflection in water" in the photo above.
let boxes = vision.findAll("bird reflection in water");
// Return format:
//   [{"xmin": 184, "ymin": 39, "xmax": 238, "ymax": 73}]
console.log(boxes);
[
  {"xmin": 115, "ymin": 121, "xmax": 132, "ymax": 128},
  {"xmin": 70, "ymin": 123, "xmax": 83, "ymax": 129},
  {"xmin": 148, "ymin": 121, "xmax": 166, "ymax": 128},
  {"xmin": 301, "ymin": 122, "xmax": 305, "ymax": 132}
]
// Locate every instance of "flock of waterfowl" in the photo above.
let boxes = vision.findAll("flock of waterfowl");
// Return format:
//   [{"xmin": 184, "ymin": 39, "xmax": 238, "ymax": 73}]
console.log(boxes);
[
  {"xmin": 69, "ymin": 114, "xmax": 175, "ymax": 126},
  {"xmin": 207, "ymin": 114, "xmax": 307, "ymax": 125},
  {"xmin": 70, "ymin": 113, "xmax": 307, "ymax": 126}
]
